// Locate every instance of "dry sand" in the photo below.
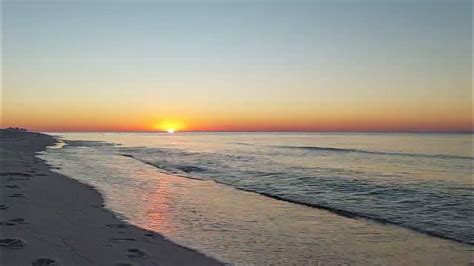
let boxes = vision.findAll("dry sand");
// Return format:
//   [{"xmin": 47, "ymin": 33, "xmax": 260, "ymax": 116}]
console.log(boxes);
[{"xmin": 0, "ymin": 130, "xmax": 222, "ymax": 265}]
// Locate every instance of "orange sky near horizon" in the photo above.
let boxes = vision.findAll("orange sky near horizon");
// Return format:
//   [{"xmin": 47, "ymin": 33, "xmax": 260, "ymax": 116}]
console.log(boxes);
[{"xmin": 3, "ymin": 98, "xmax": 472, "ymax": 132}]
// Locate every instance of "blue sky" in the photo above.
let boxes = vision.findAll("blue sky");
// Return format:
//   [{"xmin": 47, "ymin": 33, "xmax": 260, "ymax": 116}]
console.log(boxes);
[{"xmin": 2, "ymin": 0, "xmax": 472, "ymax": 131}]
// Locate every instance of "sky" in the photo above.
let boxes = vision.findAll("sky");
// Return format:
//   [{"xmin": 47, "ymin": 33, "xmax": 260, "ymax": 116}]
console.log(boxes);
[{"xmin": 2, "ymin": 0, "xmax": 472, "ymax": 132}]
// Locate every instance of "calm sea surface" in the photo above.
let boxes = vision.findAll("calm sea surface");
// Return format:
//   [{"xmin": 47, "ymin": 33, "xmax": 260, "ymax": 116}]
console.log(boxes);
[{"xmin": 39, "ymin": 132, "xmax": 473, "ymax": 264}]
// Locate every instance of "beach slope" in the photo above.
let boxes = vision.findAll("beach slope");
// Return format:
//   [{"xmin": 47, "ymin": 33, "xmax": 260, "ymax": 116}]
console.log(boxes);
[{"xmin": 0, "ymin": 130, "xmax": 221, "ymax": 265}]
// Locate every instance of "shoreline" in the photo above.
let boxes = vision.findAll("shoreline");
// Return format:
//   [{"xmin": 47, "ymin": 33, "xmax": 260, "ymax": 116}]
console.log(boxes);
[{"xmin": 0, "ymin": 130, "xmax": 222, "ymax": 265}]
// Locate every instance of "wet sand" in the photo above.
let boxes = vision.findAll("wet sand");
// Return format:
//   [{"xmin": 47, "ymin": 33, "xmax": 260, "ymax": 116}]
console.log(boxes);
[{"xmin": 0, "ymin": 130, "xmax": 221, "ymax": 265}]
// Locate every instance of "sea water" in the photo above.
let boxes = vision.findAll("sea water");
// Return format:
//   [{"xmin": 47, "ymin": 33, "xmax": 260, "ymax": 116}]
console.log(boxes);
[{"xmin": 38, "ymin": 132, "xmax": 473, "ymax": 264}]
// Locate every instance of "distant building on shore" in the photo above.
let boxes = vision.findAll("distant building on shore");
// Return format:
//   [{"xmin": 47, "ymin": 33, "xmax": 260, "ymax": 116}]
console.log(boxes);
[{"xmin": 4, "ymin": 127, "xmax": 28, "ymax": 132}]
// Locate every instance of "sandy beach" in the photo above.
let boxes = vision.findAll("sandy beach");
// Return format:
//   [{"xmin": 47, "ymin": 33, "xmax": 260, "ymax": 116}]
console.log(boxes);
[{"xmin": 0, "ymin": 130, "xmax": 221, "ymax": 265}]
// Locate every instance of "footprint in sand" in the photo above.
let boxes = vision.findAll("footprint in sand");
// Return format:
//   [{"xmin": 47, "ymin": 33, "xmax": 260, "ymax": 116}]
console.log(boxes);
[
  {"xmin": 0, "ymin": 172, "xmax": 32, "ymax": 177},
  {"xmin": 110, "ymin": 237, "xmax": 136, "ymax": 242},
  {"xmin": 8, "ymin": 177, "xmax": 29, "ymax": 181},
  {"xmin": 0, "ymin": 238, "xmax": 27, "ymax": 249},
  {"xmin": 8, "ymin": 193, "xmax": 26, "ymax": 198},
  {"xmin": 9, "ymin": 218, "xmax": 26, "ymax": 223},
  {"xmin": 32, "ymin": 258, "xmax": 57, "ymax": 266},
  {"xmin": 1, "ymin": 172, "xmax": 32, "ymax": 181},
  {"xmin": 143, "ymin": 232, "xmax": 157, "ymax": 239},
  {"xmin": 1, "ymin": 218, "xmax": 27, "ymax": 226},
  {"xmin": 127, "ymin": 248, "xmax": 146, "ymax": 258},
  {"xmin": 106, "ymin": 224, "xmax": 129, "ymax": 229}
]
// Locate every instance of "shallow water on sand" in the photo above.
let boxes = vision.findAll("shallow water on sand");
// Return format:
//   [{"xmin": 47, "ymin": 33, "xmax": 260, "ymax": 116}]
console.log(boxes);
[{"xmin": 39, "ymin": 132, "xmax": 473, "ymax": 264}]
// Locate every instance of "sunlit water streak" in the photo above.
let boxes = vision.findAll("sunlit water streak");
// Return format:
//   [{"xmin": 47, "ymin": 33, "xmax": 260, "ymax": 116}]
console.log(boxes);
[{"xmin": 39, "ymin": 132, "xmax": 473, "ymax": 264}]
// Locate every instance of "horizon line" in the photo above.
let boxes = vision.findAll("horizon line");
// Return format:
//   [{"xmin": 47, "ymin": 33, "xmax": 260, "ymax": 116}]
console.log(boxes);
[
  {"xmin": 2, "ymin": 128, "xmax": 473, "ymax": 134},
  {"xmin": 36, "ymin": 130, "xmax": 474, "ymax": 134}
]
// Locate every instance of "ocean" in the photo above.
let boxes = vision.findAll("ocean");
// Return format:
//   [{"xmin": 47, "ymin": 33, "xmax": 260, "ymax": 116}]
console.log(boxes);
[{"xmin": 38, "ymin": 132, "xmax": 473, "ymax": 264}]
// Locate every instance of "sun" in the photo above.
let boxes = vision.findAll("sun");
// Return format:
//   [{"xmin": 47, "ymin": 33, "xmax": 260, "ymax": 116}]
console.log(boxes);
[{"xmin": 153, "ymin": 119, "xmax": 184, "ymax": 133}]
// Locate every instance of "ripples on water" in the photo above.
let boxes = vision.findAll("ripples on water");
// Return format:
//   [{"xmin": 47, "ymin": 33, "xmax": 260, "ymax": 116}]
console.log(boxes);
[
  {"xmin": 118, "ymin": 137, "xmax": 473, "ymax": 244},
  {"xmin": 39, "ymin": 133, "xmax": 473, "ymax": 263}
]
